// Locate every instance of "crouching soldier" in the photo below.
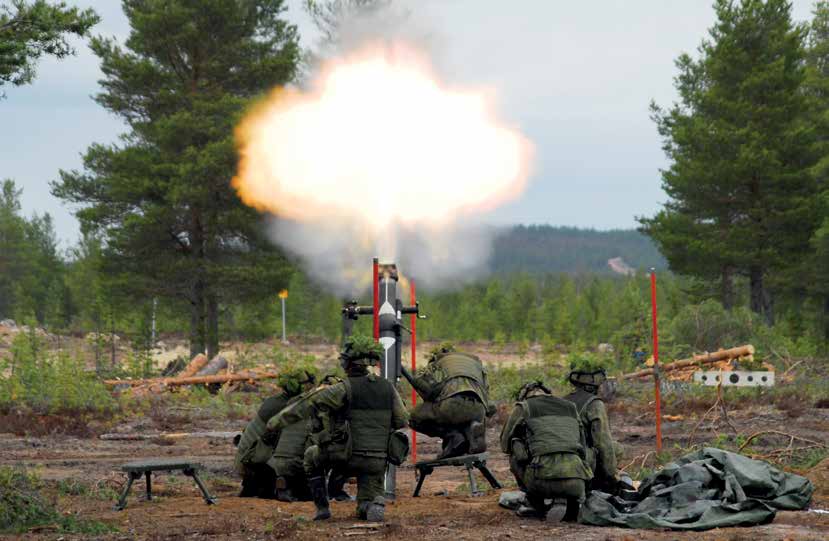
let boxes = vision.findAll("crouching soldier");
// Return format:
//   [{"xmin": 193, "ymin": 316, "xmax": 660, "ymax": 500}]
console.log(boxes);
[
  {"xmin": 265, "ymin": 335, "xmax": 409, "ymax": 521},
  {"xmin": 500, "ymin": 381, "xmax": 592, "ymax": 521},
  {"xmin": 402, "ymin": 343, "xmax": 495, "ymax": 459},
  {"xmin": 564, "ymin": 361, "xmax": 619, "ymax": 494},
  {"xmin": 235, "ymin": 365, "xmax": 318, "ymax": 499}
]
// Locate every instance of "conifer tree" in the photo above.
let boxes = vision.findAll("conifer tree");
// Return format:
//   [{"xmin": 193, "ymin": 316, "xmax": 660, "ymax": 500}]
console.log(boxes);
[
  {"xmin": 642, "ymin": 0, "xmax": 819, "ymax": 323},
  {"xmin": 53, "ymin": 0, "xmax": 299, "ymax": 357}
]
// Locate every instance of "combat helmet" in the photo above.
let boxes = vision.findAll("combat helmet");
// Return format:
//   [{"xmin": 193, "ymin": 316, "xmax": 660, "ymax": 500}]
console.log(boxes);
[
  {"xmin": 515, "ymin": 380, "xmax": 552, "ymax": 401},
  {"xmin": 428, "ymin": 342, "xmax": 455, "ymax": 363},
  {"xmin": 567, "ymin": 354, "xmax": 608, "ymax": 394},
  {"xmin": 339, "ymin": 334, "xmax": 383, "ymax": 369},
  {"xmin": 277, "ymin": 363, "xmax": 319, "ymax": 396}
]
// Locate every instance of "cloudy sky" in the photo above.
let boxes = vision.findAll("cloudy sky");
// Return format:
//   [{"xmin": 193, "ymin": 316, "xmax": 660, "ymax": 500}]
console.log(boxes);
[{"xmin": 1, "ymin": 0, "xmax": 818, "ymax": 246}]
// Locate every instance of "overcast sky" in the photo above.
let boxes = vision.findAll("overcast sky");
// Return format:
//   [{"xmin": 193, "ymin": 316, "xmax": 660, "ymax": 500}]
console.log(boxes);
[{"xmin": 1, "ymin": 0, "xmax": 818, "ymax": 246}]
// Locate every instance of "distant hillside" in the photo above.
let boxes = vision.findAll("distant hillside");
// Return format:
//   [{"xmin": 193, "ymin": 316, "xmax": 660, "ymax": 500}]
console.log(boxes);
[{"xmin": 491, "ymin": 225, "xmax": 667, "ymax": 275}]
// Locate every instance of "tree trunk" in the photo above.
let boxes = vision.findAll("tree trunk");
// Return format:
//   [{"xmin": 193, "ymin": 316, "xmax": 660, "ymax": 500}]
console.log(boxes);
[
  {"xmin": 189, "ymin": 210, "xmax": 206, "ymax": 358},
  {"xmin": 749, "ymin": 265, "xmax": 774, "ymax": 325},
  {"xmin": 824, "ymin": 295, "xmax": 829, "ymax": 343},
  {"xmin": 110, "ymin": 298, "xmax": 117, "ymax": 369},
  {"xmin": 206, "ymin": 293, "xmax": 219, "ymax": 360},
  {"xmin": 720, "ymin": 266, "xmax": 735, "ymax": 310},
  {"xmin": 189, "ymin": 279, "xmax": 205, "ymax": 358}
]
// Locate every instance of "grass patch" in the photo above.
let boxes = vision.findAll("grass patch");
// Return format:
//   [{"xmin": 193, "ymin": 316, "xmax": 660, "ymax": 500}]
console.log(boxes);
[{"xmin": 0, "ymin": 467, "xmax": 116, "ymax": 534}]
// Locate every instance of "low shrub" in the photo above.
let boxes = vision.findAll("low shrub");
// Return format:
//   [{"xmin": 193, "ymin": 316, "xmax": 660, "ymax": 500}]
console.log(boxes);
[
  {"xmin": 0, "ymin": 466, "xmax": 115, "ymax": 534},
  {"xmin": 0, "ymin": 330, "xmax": 115, "ymax": 415}
]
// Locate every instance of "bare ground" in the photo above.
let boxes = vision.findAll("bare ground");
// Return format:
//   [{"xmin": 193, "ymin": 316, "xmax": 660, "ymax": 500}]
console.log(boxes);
[{"xmin": 2, "ymin": 393, "xmax": 828, "ymax": 540}]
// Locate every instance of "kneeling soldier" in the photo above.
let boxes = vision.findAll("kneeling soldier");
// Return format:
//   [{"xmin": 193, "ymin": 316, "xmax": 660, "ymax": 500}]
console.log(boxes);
[
  {"xmin": 500, "ymin": 381, "xmax": 592, "ymax": 521},
  {"xmin": 402, "ymin": 343, "xmax": 495, "ymax": 459},
  {"xmin": 564, "ymin": 360, "xmax": 619, "ymax": 494},
  {"xmin": 265, "ymin": 335, "xmax": 409, "ymax": 521},
  {"xmin": 235, "ymin": 365, "xmax": 318, "ymax": 499}
]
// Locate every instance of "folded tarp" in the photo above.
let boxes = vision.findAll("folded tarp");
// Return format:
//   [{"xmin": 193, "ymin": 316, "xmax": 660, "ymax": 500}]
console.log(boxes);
[{"xmin": 580, "ymin": 447, "xmax": 814, "ymax": 531}]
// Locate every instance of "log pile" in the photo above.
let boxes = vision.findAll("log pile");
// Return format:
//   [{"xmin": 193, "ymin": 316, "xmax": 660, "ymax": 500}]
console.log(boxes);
[
  {"xmin": 619, "ymin": 345, "xmax": 760, "ymax": 381},
  {"xmin": 104, "ymin": 353, "xmax": 277, "ymax": 395}
]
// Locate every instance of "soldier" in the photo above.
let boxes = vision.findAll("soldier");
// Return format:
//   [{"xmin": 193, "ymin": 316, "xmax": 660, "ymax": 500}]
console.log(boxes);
[
  {"xmin": 235, "ymin": 365, "xmax": 318, "ymax": 499},
  {"xmin": 265, "ymin": 335, "xmax": 409, "ymax": 522},
  {"xmin": 564, "ymin": 359, "xmax": 619, "ymax": 494},
  {"xmin": 402, "ymin": 343, "xmax": 495, "ymax": 459},
  {"xmin": 500, "ymin": 381, "xmax": 592, "ymax": 521}
]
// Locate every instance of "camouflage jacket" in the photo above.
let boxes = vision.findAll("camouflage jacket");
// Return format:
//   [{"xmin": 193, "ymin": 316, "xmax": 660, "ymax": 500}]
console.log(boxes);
[
  {"xmin": 266, "ymin": 374, "xmax": 409, "ymax": 458},
  {"xmin": 566, "ymin": 389, "xmax": 618, "ymax": 484},
  {"xmin": 499, "ymin": 400, "xmax": 592, "ymax": 481},
  {"xmin": 409, "ymin": 353, "xmax": 490, "ymax": 405}
]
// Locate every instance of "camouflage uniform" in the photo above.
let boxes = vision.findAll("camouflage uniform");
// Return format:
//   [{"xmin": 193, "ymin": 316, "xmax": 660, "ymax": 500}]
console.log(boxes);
[
  {"xmin": 235, "ymin": 393, "xmax": 292, "ymax": 498},
  {"xmin": 565, "ymin": 387, "xmax": 618, "ymax": 492},
  {"xmin": 266, "ymin": 336, "xmax": 409, "ymax": 521},
  {"xmin": 500, "ymin": 382, "xmax": 591, "ymax": 521},
  {"xmin": 404, "ymin": 346, "xmax": 493, "ymax": 458},
  {"xmin": 234, "ymin": 366, "xmax": 317, "ymax": 500}
]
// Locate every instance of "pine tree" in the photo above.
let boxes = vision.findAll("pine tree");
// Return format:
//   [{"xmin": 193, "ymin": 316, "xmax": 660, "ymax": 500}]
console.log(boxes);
[
  {"xmin": 642, "ymin": 0, "xmax": 819, "ymax": 323},
  {"xmin": 805, "ymin": 1, "xmax": 829, "ymax": 341},
  {"xmin": 0, "ymin": 0, "xmax": 99, "ymax": 93},
  {"xmin": 53, "ymin": 0, "xmax": 299, "ymax": 357}
]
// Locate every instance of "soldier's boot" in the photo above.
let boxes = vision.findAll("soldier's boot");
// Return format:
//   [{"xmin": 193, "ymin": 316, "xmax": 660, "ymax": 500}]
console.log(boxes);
[
  {"xmin": 365, "ymin": 496, "xmax": 385, "ymax": 522},
  {"xmin": 238, "ymin": 475, "xmax": 258, "ymax": 498},
  {"xmin": 516, "ymin": 495, "xmax": 549, "ymax": 520},
  {"xmin": 437, "ymin": 431, "xmax": 467, "ymax": 460},
  {"xmin": 308, "ymin": 476, "xmax": 331, "ymax": 521},
  {"xmin": 562, "ymin": 498, "xmax": 580, "ymax": 523},
  {"xmin": 274, "ymin": 477, "xmax": 296, "ymax": 502},
  {"xmin": 464, "ymin": 420, "xmax": 486, "ymax": 454},
  {"xmin": 328, "ymin": 472, "xmax": 353, "ymax": 502}
]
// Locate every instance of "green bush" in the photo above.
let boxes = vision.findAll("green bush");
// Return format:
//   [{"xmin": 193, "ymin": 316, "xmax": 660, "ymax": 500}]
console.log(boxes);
[
  {"xmin": 0, "ymin": 467, "xmax": 115, "ymax": 534},
  {"xmin": 0, "ymin": 330, "xmax": 115, "ymax": 414}
]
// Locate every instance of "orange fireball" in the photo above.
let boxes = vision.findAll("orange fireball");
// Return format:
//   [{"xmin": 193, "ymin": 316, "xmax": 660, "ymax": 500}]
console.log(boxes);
[{"xmin": 233, "ymin": 41, "xmax": 533, "ymax": 233}]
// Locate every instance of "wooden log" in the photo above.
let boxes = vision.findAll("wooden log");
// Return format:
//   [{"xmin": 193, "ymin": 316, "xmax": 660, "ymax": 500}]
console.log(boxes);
[
  {"xmin": 195, "ymin": 355, "xmax": 228, "ymax": 377},
  {"xmin": 619, "ymin": 345, "xmax": 755, "ymax": 380},
  {"xmin": 104, "ymin": 370, "xmax": 278, "ymax": 387},
  {"xmin": 99, "ymin": 431, "xmax": 237, "ymax": 441},
  {"xmin": 178, "ymin": 353, "xmax": 208, "ymax": 378}
]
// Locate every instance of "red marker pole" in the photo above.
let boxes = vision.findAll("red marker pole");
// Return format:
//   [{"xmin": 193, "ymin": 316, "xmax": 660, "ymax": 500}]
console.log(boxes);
[
  {"xmin": 410, "ymin": 279, "xmax": 417, "ymax": 463},
  {"xmin": 372, "ymin": 257, "xmax": 380, "ymax": 341},
  {"xmin": 650, "ymin": 269, "xmax": 663, "ymax": 452}
]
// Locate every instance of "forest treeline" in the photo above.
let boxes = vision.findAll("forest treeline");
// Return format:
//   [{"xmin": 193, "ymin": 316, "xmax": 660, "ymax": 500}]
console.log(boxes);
[
  {"xmin": 2, "ymin": 0, "xmax": 829, "ymax": 363},
  {"xmin": 491, "ymin": 226, "xmax": 665, "ymax": 274}
]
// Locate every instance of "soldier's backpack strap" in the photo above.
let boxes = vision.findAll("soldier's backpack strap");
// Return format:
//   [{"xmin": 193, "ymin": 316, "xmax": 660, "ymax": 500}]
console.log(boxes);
[{"xmin": 577, "ymin": 393, "xmax": 600, "ymax": 417}]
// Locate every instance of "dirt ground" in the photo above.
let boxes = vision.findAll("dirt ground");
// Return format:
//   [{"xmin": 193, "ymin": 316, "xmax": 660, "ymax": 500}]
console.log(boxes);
[{"xmin": 2, "ymin": 392, "xmax": 828, "ymax": 540}]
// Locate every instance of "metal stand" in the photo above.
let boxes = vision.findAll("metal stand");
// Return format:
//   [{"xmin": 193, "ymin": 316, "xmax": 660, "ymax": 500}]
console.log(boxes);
[
  {"xmin": 413, "ymin": 453, "xmax": 501, "ymax": 498},
  {"xmin": 114, "ymin": 458, "xmax": 217, "ymax": 510}
]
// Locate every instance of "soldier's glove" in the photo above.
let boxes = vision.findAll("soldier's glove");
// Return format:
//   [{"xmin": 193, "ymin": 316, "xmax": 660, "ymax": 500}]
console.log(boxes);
[
  {"xmin": 485, "ymin": 403, "xmax": 497, "ymax": 418},
  {"xmin": 260, "ymin": 430, "xmax": 280, "ymax": 448}
]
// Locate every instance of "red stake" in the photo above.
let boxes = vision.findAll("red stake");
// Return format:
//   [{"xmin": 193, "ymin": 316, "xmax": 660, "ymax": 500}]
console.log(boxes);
[
  {"xmin": 410, "ymin": 279, "xmax": 417, "ymax": 463},
  {"xmin": 650, "ymin": 269, "xmax": 663, "ymax": 452},
  {"xmin": 372, "ymin": 257, "xmax": 379, "ymax": 341}
]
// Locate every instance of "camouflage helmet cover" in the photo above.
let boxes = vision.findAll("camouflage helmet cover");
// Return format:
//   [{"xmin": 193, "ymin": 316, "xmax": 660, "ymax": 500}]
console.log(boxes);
[
  {"xmin": 567, "ymin": 354, "xmax": 608, "ymax": 389},
  {"xmin": 428, "ymin": 342, "xmax": 455, "ymax": 362},
  {"xmin": 340, "ymin": 334, "xmax": 383, "ymax": 367},
  {"xmin": 277, "ymin": 363, "xmax": 318, "ymax": 396},
  {"xmin": 516, "ymin": 380, "xmax": 552, "ymax": 401}
]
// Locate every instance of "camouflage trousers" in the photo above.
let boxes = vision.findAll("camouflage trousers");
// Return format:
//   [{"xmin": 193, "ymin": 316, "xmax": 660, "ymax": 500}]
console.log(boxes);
[
  {"xmin": 409, "ymin": 393, "xmax": 485, "ymax": 438},
  {"xmin": 510, "ymin": 455, "xmax": 586, "ymax": 506},
  {"xmin": 238, "ymin": 462, "xmax": 277, "ymax": 499},
  {"xmin": 271, "ymin": 457, "xmax": 311, "ymax": 501},
  {"xmin": 304, "ymin": 445, "xmax": 386, "ymax": 503}
]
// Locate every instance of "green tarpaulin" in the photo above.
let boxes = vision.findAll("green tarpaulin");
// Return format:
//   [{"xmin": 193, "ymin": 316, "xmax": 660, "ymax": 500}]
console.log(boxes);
[{"xmin": 580, "ymin": 447, "xmax": 814, "ymax": 531}]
